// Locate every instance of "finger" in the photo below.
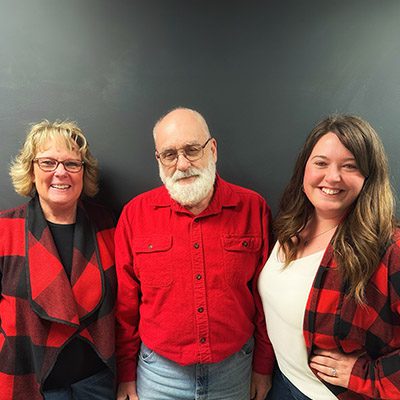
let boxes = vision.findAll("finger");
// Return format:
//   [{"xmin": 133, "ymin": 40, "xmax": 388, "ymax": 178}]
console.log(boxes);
[
  {"xmin": 316, "ymin": 371, "xmax": 339, "ymax": 385},
  {"xmin": 313, "ymin": 348, "xmax": 341, "ymax": 359},
  {"xmin": 250, "ymin": 382, "xmax": 255, "ymax": 399},
  {"xmin": 309, "ymin": 355, "xmax": 335, "ymax": 366},
  {"xmin": 309, "ymin": 361, "xmax": 326, "ymax": 374},
  {"xmin": 310, "ymin": 362, "xmax": 338, "ymax": 378},
  {"xmin": 254, "ymin": 391, "xmax": 265, "ymax": 400}
]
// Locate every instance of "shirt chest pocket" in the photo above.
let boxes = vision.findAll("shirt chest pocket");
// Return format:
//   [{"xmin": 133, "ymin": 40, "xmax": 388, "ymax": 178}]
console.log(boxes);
[
  {"xmin": 222, "ymin": 235, "xmax": 262, "ymax": 286},
  {"xmin": 133, "ymin": 235, "xmax": 173, "ymax": 287}
]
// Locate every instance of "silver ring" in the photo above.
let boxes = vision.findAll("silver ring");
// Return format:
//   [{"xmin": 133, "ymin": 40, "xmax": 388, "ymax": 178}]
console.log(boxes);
[{"xmin": 331, "ymin": 367, "xmax": 337, "ymax": 377}]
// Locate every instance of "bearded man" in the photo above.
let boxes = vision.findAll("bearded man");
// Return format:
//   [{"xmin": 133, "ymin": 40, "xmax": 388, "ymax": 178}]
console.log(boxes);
[{"xmin": 115, "ymin": 108, "xmax": 274, "ymax": 400}]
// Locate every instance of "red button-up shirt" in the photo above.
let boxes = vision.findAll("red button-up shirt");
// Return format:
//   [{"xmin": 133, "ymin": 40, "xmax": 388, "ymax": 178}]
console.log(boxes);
[{"xmin": 115, "ymin": 176, "xmax": 274, "ymax": 382}]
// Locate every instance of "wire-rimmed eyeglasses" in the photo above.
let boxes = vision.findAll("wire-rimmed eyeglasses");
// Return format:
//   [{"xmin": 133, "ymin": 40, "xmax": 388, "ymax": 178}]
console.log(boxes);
[
  {"xmin": 33, "ymin": 157, "xmax": 84, "ymax": 173},
  {"xmin": 155, "ymin": 137, "xmax": 212, "ymax": 166}
]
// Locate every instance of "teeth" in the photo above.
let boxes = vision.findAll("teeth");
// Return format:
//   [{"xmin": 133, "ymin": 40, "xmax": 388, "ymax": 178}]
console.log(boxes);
[
  {"xmin": 51, "ymin": 184, "xmax": 70, "ymax": 189},
  {"xmin": 322, "ymin": 188, "xmax": 340, "ymax": 195}
]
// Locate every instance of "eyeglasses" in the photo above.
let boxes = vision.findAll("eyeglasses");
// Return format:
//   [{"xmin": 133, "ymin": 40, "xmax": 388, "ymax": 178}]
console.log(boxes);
[
  {"xmin": 155, "ymin": 137, "xmax": 212, "ymax": 166},
  {"xmin": 33, "ymin": 157, "xmax": 84, "ymax": 173}
]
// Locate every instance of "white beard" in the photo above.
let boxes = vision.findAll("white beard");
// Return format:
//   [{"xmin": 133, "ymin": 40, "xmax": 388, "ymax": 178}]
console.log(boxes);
[{"xmin": 159, "ymin": 159, "xmax": 216, "ymax": 207}]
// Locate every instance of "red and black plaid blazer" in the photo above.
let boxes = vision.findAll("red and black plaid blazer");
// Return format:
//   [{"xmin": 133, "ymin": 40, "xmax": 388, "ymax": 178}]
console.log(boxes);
[
  {"xmin": 304, "ymin": 229, "xmax": 400, "ymax": 399},
  {"xmin": 0, "ymin": 196, "xmax": 116, "ymax": 399}
]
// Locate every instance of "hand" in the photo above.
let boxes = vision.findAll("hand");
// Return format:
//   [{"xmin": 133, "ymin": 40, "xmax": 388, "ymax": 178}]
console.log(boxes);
[
  {"xmin": 309, "ymin": 349, "xmax": 361, "ymax": 388},
  {"xmin": 117, "ymin": 381, "xmax": 139, "ymax": 400},
  {"xmin": 250, "ymin": 371, "xmax": 272, "ymax": 400}
]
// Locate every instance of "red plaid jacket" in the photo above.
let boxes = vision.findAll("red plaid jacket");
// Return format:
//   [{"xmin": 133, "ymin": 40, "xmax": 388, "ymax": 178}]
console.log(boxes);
[
  {"xmin": 304, "ymin": 229, "xmax": 400, "ymax": 399},
  {"xmin": 0, "ymin": 196, "xmax": 116, "ymax": 399}
]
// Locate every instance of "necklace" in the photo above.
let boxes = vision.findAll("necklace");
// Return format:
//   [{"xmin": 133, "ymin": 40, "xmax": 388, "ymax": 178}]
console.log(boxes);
[{"xmin": 303, "ymin": 225, "xmax": 338, "ymax": 247}]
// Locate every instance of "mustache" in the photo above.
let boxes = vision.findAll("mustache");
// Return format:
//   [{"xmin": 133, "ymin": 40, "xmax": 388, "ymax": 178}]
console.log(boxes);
[{"xmin": 170, "ymin": 168, "xmax": 201, "ymax": 182}]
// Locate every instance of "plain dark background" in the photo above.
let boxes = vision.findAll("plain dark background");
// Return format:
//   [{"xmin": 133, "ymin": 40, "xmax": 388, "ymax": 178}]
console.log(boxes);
[{"xmin": 1, "ymin": 0, "xmax": 399, "ymax": 216}]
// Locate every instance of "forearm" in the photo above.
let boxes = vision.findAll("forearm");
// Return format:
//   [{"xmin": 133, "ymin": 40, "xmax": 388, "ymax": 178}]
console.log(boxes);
[{"xmin": 348, "ymin": 352, "xmax": 400, "ymax": 399}]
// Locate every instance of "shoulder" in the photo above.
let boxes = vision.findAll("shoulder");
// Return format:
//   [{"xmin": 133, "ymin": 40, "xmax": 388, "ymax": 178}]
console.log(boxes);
[
  {"xmin": 0, "ymin": 203, "xmax": 27, "ymax": 244},
  {"xmin": 378, "ymin": 229, "xmax": 400, "ymax": 299},
  {"xmin": 219, "ymin": 177, "xmax": 269, "ymax": 208},
  {"xmin": 376, "ymin": 229, "xmax": 400, "ymax": 282},
  {"xmin": 385, "ymin": 228, "xmax": 400, "ymax": 261},
  {"xmin": 0, "ymin": 202, "xmax": 27, "ymax": 220},
  {"xmin": 392, "ymin": 227, "xmax": 400, "ymax": 242}
]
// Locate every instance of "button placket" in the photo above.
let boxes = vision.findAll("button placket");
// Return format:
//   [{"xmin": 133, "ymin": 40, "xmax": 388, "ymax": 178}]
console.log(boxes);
[{"xmin": 191, "ymin": 216, "xmax": 211, "ymax": 361}]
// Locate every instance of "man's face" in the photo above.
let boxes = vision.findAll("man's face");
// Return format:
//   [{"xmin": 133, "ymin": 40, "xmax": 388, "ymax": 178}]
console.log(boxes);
[{"xmin": 154, "ymin": 110, "xmax": 217, "ymax": 206}]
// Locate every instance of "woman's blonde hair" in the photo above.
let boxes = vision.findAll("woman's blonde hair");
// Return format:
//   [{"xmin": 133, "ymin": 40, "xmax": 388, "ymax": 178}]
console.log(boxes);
[
  {"xmin": 275, "ymin": 114, "xmax": 396, "ymax": 303},
  {"xmin": 10, "ymin": 120, "xmax": 98, "ymax": 197}
]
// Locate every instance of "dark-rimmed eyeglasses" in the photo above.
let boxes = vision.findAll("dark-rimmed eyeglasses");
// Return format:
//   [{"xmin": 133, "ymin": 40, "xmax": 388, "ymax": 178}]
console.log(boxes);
[
  {"xmin": 33, "ymin": 157, "xmax": 84, "ymax": 173},
  {"xmin": 155, "ymin": 137, "xmax": 212, "ymax": 166}
]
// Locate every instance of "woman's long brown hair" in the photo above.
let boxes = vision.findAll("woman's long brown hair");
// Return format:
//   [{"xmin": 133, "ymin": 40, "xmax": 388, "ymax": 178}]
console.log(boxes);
[{"xmin": 275, "ymin": 114, "xmax": 396, "ymax": 303}]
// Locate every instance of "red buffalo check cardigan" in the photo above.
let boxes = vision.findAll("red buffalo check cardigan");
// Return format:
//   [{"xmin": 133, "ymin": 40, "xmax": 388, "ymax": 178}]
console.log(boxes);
[
  {"xmin": 304, "ymin": 229, "xmax": 400, "ymax": 399},
  {"xmin": 0, "ymin": 196, "xmax": 116, "ymax": 399}
]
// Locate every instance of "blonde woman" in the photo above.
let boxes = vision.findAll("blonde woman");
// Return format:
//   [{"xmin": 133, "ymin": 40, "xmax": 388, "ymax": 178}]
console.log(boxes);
[{"xmin": 0, "ymin": 121, "xmax": 116, "ymax": 399}]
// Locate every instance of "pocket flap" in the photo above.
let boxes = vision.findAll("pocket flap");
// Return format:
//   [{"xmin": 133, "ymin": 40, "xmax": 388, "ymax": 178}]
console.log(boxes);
[
  {"xmin": 133, "ymin": 235, "xmax": 172, "ymax": 253},
  {"xmin": 222, "ymin": 235, "xmax": 262, "ymax": 252}
]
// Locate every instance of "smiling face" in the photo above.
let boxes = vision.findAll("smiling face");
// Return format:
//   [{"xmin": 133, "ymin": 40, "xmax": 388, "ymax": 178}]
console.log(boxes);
[
  {"xmin": 32, "ymin": 137, "xmax": 84, "ymax": 222},
  {"xmin": 154, "ymin": 109, "xmax": 217, "ymax": 209},
  {"xmin": 303, "ymin": 132, "xmax": 366, "ymax": 221}
]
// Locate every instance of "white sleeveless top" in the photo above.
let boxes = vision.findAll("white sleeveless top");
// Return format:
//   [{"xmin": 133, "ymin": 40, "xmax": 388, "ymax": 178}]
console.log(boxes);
[{"xmin": 258, "ymin": 242, "xmax": 337, "ymax": 399}]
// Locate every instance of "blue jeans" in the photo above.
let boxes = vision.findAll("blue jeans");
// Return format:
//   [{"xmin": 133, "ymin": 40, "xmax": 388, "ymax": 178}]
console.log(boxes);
[
  {"xmin": 137, "ymin": 337, "xmax": 254, "ymax": 400},
  {"xmin": 42, "ymin": 368, "xmax": 115, "ymax": 400},
  {"xmin": 266, "ymin": 367, "xmax": 311, "ymax": 400}
]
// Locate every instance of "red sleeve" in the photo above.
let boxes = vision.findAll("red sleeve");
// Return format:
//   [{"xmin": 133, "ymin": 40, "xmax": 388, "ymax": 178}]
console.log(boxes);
[
  {"xmin": 252, "ymin": 198, "xmax": 275, "ymax": 374},
  {"xmin": 347, "ymin": 237, "xmax": 400, "ymax": 398},
  {"xmin": 115, "ymin": 205, "xmax": 141, "ymax": 382},
  {"xmin": 348, "ymin": 350, "xmax": 400, "ymax": 398}
]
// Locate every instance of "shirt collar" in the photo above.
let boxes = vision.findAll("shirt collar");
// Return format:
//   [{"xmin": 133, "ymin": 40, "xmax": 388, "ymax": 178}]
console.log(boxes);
[{"xmin": 150, "ymin": 174, "xmax": 240, "ymax": 216}]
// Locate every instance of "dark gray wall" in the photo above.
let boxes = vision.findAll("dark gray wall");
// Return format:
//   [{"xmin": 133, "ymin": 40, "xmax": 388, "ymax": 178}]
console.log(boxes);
[{"xmin": 1, "ymin": 0, "xmax": 399, "ymax": 216}]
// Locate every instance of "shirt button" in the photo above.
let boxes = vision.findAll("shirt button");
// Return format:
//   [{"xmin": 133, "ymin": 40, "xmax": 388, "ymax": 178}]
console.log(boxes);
[
  {"xmin": 242, "ymin": 241, "xmax": 248, "ymax": 247},
  {"xmin": 197, "ymin": 307, "xmax": 204, "ymax": 313},
  {"xmin": 148, "ymin": 244, "xmax": 153, "ymax": 249},
  {"xmin": 194, "ymin": 243, "xmax": 199, "ymax": 249},
  {"xmin": 196, "ymin": 274, "xmax": 202, "ymax": 280},
  {"xmin": 200, "ymin": 337, "xmax": 206, "ymax": 343},
  {"xmin": 194, "ymin": 218, "xmax": 199, "ymax": 223}
]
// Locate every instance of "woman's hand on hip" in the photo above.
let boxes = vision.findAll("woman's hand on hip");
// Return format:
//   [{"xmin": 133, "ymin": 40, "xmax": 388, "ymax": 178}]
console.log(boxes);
[{"xmin": 309, "ymin": 349, "xmax": 362, "ymax": 388}]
